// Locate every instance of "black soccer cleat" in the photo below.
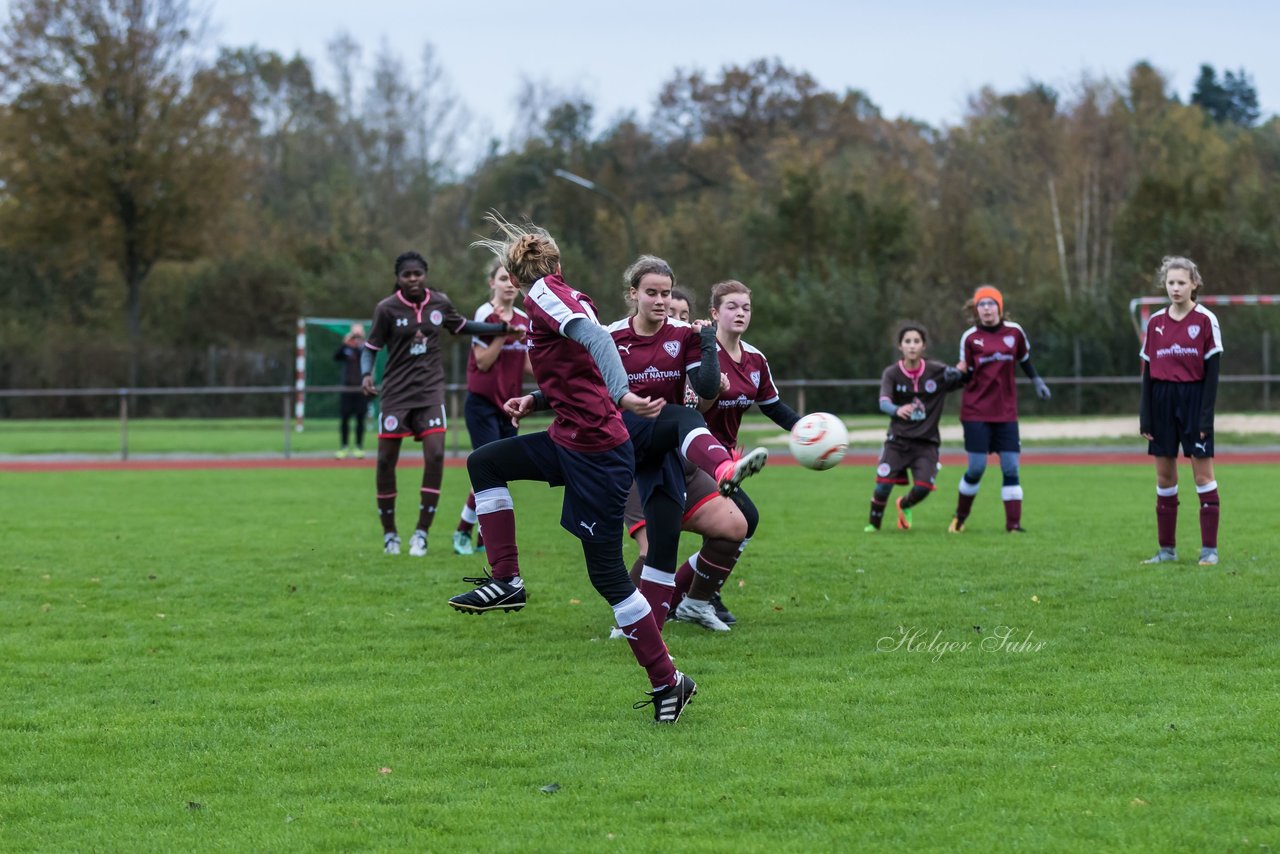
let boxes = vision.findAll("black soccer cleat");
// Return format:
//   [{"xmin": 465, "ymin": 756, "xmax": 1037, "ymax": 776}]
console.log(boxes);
[
  {"xmin": 710, "ymin": 591, "xmax": 736, "ymax": 625},
  {"xmin": 633, "ymin": 671, "xmax": 698, "ymax": 723},
  {"xmin": 448, "ymin": 573, "xmax": 526, "ymax": 614}
]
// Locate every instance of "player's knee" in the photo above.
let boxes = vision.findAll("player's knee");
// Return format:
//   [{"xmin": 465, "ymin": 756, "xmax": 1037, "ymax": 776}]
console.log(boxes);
[
  {"xmin": 872, "ymin": 483, "xmax": 893, "ymax": 501},
  {"xmin": 466, "ymin": 444, "xmax": 504, "ymax": 490}
]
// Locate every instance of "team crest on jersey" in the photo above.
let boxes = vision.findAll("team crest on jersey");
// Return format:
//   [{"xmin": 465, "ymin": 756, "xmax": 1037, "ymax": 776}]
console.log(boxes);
[
  {"xmin": 877, "ymin": 463, "xmax": 891, "ymax": 477},
  {"xmin": 383, "ymin": 414, "xmax": 399, "ymax": 431},
  {"xmin": 925, "ymin": 379, "xmax": 937, "ymax": 393},
  {"xmin": 430, "ymin": 310, "xmax": 443, "ymax": 326},
  {"xmin": 750, "ymin": 371, "xmax": 761, "ymax": 388},
  {"xmin": 1188, "ymin": 324, "xmax": 1201, "ymax": 338},
  {"xmin": 1003, "ymin": 335, "xmax": 1015, "ymax": 348},
  {"xmin": 663, "ymin": 341, "xmax": 681, "ymax": 359}
]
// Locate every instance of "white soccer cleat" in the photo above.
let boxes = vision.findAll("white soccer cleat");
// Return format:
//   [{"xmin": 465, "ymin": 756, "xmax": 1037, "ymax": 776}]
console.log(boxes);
[
  {"xmin": 409, "ymin": 529, "xmax": 428, "ymax": 557},
  {"xmin": 674, "ymin": 598, "xmax": 731, "ymax": 632},
  {"xmin": 716, "ymin": 447, "xmax": 769, "ymax": 497},
  {"xmin": 1141, "ymin": 547, "xmax": 1177, "ymax": 564},
  {"xmin": 1198, "ymin": 547, "xmax": 1219, "ymax": 566},
  {"xmin": 383, "ymin": 532, "xmax": 401, "ymax": 556}
]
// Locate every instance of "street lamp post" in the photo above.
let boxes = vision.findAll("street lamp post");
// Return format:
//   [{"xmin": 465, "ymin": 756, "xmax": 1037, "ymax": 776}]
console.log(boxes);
[{"xmin": 552, "ymin": 168, "xmax": 639, "ymax": 260}]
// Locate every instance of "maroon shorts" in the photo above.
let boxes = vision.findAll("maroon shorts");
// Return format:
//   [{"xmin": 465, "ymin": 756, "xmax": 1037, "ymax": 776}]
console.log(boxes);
[
  {"xmin": 875, "ymin": 437, "xmax": 940, "ymax": 489},
  {"xmin": 624, "ymin": 459, "xmax": 721, "ymax": 535},
  {"xmin": 377, "ymin": 404, "xmax": 447, "ymax": 440}
]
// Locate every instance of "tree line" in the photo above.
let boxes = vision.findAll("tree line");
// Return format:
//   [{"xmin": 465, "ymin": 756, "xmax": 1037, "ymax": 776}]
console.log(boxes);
[{"xmin": 2, "ymin": 0, "xmax": 1278, "ymax": 418}]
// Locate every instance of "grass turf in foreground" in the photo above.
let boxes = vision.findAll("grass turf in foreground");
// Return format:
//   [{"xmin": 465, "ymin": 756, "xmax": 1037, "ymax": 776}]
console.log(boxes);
[{"xmin": 0, "ymin": 464, "xmax": 1277, "ymax": 850}]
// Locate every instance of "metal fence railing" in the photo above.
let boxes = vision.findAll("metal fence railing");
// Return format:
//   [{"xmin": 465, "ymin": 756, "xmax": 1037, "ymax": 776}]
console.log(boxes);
[{"xmin": 1, "ymin": 375, "xmax": 1276, "ymax": 460}]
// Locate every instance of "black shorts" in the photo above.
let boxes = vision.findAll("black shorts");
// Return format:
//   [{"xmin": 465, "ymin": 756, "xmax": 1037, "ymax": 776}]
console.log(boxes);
[
  {"xmin": 464, "ymin": 393, "xmax": 517, "ymax": 449},
  {"xmin": 622, "ymin": 410, "xmax": 688, "ymax": 509},
  {"xmin": 1148, "ymin": 381, "xmax": 1213, "ymax": 458},
  {"xmin": 516, "ymin": 432, "xmax": 632, "ymax": 542},
  {"xmin": 875, "ymin": 437, "xmax": 940, "ymax": 489},
  {"xmin": 962, "ymin": 421, "xmax": 1020, "ymax": 455}
]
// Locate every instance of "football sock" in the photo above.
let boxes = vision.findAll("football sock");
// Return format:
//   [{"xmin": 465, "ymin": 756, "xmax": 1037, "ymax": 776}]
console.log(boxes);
[
  {"xmin": 417, "ymin": 486, "xmax": 440, "ymax": 532},
  {"xmin": 672, "ymin": 557, "xmax": 696, "ymax": 608},
  {"xmin": 1156, "ymin": 485, "xmax": 1179, "ymax": 549},
  {"xmin": 637, "ymin": 566, "xmax": 676, "ymax": 629},
  {"xmin": 686, "ymin": 538, "xmax": 739, "ymax": 601},
  {"xmin": 1001, "ymin": 485, "xmax": 1024, "ymax": 530},
  {"xmin": 955, "ymin": 475, "xmax": 980, "ymax": 523},
  {"xmin": 474, "ymin": 487, "xmax": 519, "ymax": 580},
  {"xmin": 612, "ymin": 591, "xmax": 676, "ymax": 689},
  {"xmin": 901, "ymin": 484, "xmax": 931, "ymax": 509},
  {"xmin": 1196, "ymin": 481, "xmax": 1219, "ymax": 549},
  {"xmin": 376, "ymin": 493, "xmax": 397, "ymax": 534},
  {"xmin": 681, "ymin": 428, "xmax": 733, "ymax": 478},
  {"xmin": 457, "ymin": 493, "xmax": 477, "ymax": 535},
  {"xmin": 868, "ymin": 496, "xmax": 887, "ymax": 529}
]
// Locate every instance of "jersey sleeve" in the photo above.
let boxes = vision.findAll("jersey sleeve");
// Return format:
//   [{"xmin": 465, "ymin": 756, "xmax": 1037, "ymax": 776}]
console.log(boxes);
[
  {"xmin": 1203, "ymin": 309, "xmax": 1224, "ymax": 359},
  {"xmin": 440, "ymin": 295, "xmax": 468, "ymax": 334},
  {"xmin": 756, "ymin": 354, "xmax": 780, "ymax": 405},
  {"xmin": 1016, "ymin": 327, "xmax": 1030, "ymax": 362},
  {"xmin": 471, "ymin": 303, "xmax": 493, "ymax": 348},
  {"xmin": 527, "ymin": 280, "xmax": 590, "ymax": 338},
  {"xmin": 366, "ymin": 302, "xmax": 390, "ymax": 350},
  {"xmin": 879, "ymin": 366, "xmax": 894, "ymax": 401}
]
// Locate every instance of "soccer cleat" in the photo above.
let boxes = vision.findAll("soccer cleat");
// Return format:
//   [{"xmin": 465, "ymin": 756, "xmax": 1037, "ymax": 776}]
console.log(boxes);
[
  {"xmin": 409, "ymin": 529, "xmax": 428, "ymax": 557},
  {"xmin": 1007, "ymin": 526, "xmax": 1026, "ymax": 533},
  {"xmin": 383, "ymin": 532, "xmax": 401, "ymax": 556},
  {"xmin": 716, "ymin": 447, "xmax": 769, "ymax": 497},
  {"xmin": 947, "ymin": 517, "xmax": 965, "ymax": 533},
  {"xmin": 1141, "ymin": 547, "xmax": 1178, "ymax": 564},
  {"xmin": 896, "ymin": 497, "xmax": 912, "ymax": 530},
  {"xmin": 633, "ymin": 671, "xmax": 698, "ymax": 723},
  {"xmin": 674, "ymin": 598, "xmax": 731, "ymax": 632},
  {"xmin": 452, "ymin": 531, "xmax": 475, "ymax": 556},
  {"xmin": 335, "ymin": 448, "xmax": 350, "ymax": 459},
  {"xmin": 1198, "ymin": 547, "xmax": 1219, "ymax": 566},
  {"xmin": 353, "ymin": 448, "xmax": 366, "ymax": 459},
  {"xmin": 448, "ymin": 573, "xmax": 526, "ymax": 614},
  {"xmin": 710, "ymin": 592, "xmax": 736, "ymax": 625},
  {"xmin": 863, "ymin": 524, "xmax": 879, "ymax": 533}
]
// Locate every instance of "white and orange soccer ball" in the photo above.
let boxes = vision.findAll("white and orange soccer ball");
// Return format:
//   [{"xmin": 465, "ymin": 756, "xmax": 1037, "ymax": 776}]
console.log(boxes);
[{"xmin": 788, "ymin": 412, "xmax": 849, "ymax": 471}]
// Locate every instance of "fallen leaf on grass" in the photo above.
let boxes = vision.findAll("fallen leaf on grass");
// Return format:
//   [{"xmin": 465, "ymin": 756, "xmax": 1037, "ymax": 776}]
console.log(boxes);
[
  {"xmin": 156, "ymin": 613, "xmax": 166, "ymax": 619},
  {"xmin": 568, "ymin": 599, "xmax": 581, "ymax": 605},
  {"xmin": 737, "ymin": 580, "xmax": 745, "ymax": 588},
  {"xmin": 1031, "ymin": 595, "xmax": 1040, "ymax": 603},
  {"xmin": 1130, "ymin": 798, "xmax": 1148, "ymax": 807},
  {"xmin": 378, "ymin": 767, "xmax": 392, "ymax": 775},
  {"xmin": 540, "ymin": 783, "xmax": 560, "ymax": 794},
  {"xmin": 187, "ymin": 802, "xmax": 202, "ymax": 810},
  {"xmin": 41, "ymin": 603, "xmax": 51, "ymax": 612}
]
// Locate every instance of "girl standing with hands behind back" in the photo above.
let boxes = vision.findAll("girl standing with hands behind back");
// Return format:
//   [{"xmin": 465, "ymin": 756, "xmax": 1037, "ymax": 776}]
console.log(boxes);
[{"xmin": 1139, "ymin": 256, "xmax": 1223, "ymax": 566}]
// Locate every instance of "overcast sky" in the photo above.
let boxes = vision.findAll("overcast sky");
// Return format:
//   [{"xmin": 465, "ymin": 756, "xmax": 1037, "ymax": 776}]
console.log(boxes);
[{"xmin": 7, "ymin": 0, "xmax": 1279, "ymax": 149}]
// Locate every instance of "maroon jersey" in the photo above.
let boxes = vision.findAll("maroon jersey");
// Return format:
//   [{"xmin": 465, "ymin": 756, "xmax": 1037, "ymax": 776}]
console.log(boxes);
[
  {"xmin": 703, "ymin": 340, "xmax": 780, "ymax": 449},
  {"xmin": 524, "ymin": 274, "xmax": 630, "ymax": 453},
  {"xmin": 604, "ymin": 316, "xmax": 703, "ymax": 404},
  {"xmin": 1141, "ymin": 304, "xmax": 1223, "ymax": 382},
  {"xmin": 879, "ymin": 359, "xmax": 963, "ymax": 443},
  {"xmin": 365, "ymin": 289, "xmax": 467, "ymax": 411},
  {"xmin": 466, "ymin": 302, "xmax": 531, "ymax": 409},
  {"xmin": 959, "ymin": 321, "xmax": 1030, "ymax": 423}
]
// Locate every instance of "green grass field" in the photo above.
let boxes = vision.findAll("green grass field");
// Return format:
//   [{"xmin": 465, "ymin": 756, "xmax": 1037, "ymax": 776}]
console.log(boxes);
[{"xmin": 2, "ymin": 462, "xmax": 1278, "ymax": 851}]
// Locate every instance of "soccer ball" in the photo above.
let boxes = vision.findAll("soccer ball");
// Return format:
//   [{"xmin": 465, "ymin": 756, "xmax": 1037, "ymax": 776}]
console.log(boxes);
[{"xmin": 789, "ymin": 412, "xmax": 849, "ymax": 471}]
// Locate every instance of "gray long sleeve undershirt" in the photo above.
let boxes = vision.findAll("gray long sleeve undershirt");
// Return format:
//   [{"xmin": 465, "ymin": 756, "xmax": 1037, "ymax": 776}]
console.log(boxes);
[
  {"xmin": 564, "ymin": 317, "xmax": 631, "ymax": 404},
  {"xmin": 360, "ymin": 348, "xmax": 376, "ymax": 377}
]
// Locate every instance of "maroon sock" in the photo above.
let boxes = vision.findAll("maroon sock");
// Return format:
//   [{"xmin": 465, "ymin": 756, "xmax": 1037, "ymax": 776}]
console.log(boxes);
[
  {"xmin": 376, "ymin": 493, "xmax": 397, "ymax": 534},
  {"xmin": 686, "ymin": 538, "xmax": 739, "ymax": 601},
  {"xmin": 1004, "ymin": 500, "xmax": 1022, "ymax": 530},
  {"xmin": 681, "ymin": 430, "xmax": 732, "ymax": 478},
  {"xmin": 478, "ymin": 508, "xmax": 519, "ymax": 580},
  {"xmin": 868, "ymin": 497, "xmax": 887, "ymax": 529},
  {"xmin": 672, "ymin": 560, "xmax": 695, "ymax": 607},
  {"xmin": 457, "ymin": 492, "xmax": 476, "ymax": 535},
  {"xmin": 955, "ymin": 492, "xmax": 976, "ymax": 523},
  {"xmin": 1197, "ymin": 488, "xmax": 1219, "ymax": 549},
  {"xmin": 618, "ymin": 609, "xmax": 676, "ymax": 689},
  {"xmin": 416, "ymin": 486, "xmax": 440, "ymax": 532},
  {"xmin": 1156, "ymin": 493, "xmax": 1179, "ymax": 549},
  {"xmin": 636, "ymin": 576, "xmax": 676, "ymax": 629}
]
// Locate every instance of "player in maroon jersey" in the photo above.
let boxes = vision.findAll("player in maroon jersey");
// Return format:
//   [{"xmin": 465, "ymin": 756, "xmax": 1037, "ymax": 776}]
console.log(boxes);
[
  {"xmin": 606, "ymin": 258, "xmax": 756, "ymax": 633},
  {"xmin": 361, "ymin": 252, "xmax": 519, "ymax": 557},
  {"xmin": 452, "ymin": 260, "xmax": 532, "ymax": 556},
  {"xmin": 947, "ymin": 285, "xmax": 1051, "ymax": 533},
  {"xmin": 446, "ymin": 216, "xmax": 697, "ymax": 723},
  {"xmin": 1139, "ymin": 256, "xmax": 1223, "ymax": 566},
  {"xmin": 675, "ymin": 279, "xmax": 802, "ymax": 624},
  {"xmin": 864, "ymin": 322, "xmax": 966, "ymax": 532}
]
